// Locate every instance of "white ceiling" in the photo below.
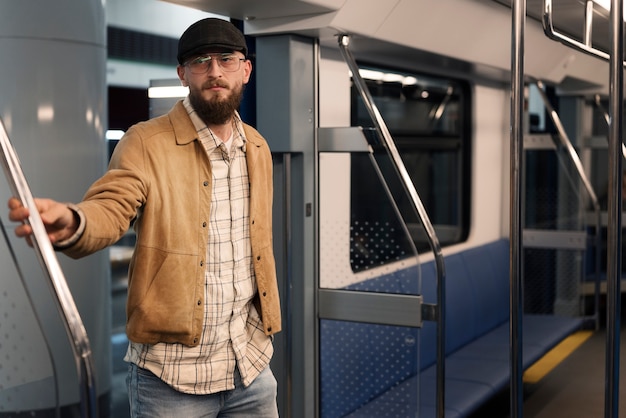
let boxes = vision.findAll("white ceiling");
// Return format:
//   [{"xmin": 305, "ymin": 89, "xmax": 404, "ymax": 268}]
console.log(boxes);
[
  {"xmin": 159, "ymin": 0, "xmax": 339, "ymax": 21},
  {"xmin": 157, "ymin": 0, "xmax": 617, "ymax": 94}
]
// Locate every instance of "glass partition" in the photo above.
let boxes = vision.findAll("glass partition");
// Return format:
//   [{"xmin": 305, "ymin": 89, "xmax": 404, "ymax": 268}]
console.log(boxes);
[
  {"xmin": 319, "ymin": 148, "xmax": 420, "ymax": 292},
  {"xmin": 318, "ymin": 139, "xmax": 425, "ymax": 416}
]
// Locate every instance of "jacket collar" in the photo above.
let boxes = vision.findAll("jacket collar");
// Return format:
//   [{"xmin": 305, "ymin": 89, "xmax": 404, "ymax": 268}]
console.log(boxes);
[
  {"xmin": 170, "ymin": 100, "xmax": 199, "ymax": 146},
  {"xmin": 169, "ymin": 99, "xmax": 265, "ymax": 149}
]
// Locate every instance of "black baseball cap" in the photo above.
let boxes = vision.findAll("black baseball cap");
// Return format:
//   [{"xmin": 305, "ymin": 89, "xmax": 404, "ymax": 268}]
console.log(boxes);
[{"xmin": 177, "ymin": 18, "xmax": 248, "ymax": 64}]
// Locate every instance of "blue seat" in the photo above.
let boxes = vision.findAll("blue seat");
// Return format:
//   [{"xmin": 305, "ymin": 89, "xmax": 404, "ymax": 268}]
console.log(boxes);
[{"xmin": 320, "ymin": 239, "xmax": 583, "ymax": 418}]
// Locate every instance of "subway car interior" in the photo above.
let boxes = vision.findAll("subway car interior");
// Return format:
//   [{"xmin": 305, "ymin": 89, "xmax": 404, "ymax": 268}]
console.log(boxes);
[{"xmin": 2, "ymin": 0, "xmax": 626, "ymax": 417}]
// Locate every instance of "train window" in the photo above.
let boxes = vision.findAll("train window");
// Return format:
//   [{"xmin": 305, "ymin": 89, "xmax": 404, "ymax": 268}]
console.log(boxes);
[{"xmin": 349, "ymin": 67, "xmax": 471, "ymax": 270}]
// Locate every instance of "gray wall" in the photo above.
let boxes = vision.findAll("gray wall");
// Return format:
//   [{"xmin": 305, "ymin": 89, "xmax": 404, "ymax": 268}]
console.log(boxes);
[{"xmin": 0, "ymin": 0, "xmax": 110, "ymax": 410}]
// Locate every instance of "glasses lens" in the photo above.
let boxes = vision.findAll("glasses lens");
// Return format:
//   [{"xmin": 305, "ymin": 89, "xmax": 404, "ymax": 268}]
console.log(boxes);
[
  {"xmin": 187, "ymin": 55, "xmax": 241, "ymax": 73},
  {"xmin": 187, "ymin": 58, "xmax": 206, "ymax": 74},
  {"xmin": 218, "ymin": 55, "xmax": 240, "ymax": 71}
]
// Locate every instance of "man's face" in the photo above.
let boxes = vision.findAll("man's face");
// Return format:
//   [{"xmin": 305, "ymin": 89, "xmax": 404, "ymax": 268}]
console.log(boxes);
[{"xmin": 177, "ymin": 49, "xmax": 252, "ymax": 126}]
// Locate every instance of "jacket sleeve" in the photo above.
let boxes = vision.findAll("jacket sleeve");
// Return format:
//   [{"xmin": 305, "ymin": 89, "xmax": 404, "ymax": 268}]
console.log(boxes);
[{"xmin": 62, "ymin": 125, "xmax": 149, "ymax": 259}]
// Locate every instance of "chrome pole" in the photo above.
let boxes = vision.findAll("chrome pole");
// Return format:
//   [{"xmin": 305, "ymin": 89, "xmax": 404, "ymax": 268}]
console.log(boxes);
[
  {"xmin": 510, "ymin": 0, "xmax": 525, "ymax": 417},
  {"xmin": 544, "ymin": 0, "xmax": 626, "ymax": 69},
  {"xmin": 605, "ymin": 0, "xmax": 622, "ymax": 416}
]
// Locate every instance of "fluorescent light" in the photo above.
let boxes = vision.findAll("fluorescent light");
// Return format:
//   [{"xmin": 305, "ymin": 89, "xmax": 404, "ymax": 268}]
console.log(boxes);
[
  {"xmin": 106, "ymin": 130, "xmax": 125, "ymax": 140},
  {"xmin": 593, "ymin": 0, "xmax": 609, "ymax": 10},
  {"xmin": 148, "ymin": 86, "xmax": 189, "ymax": 99},
  {"xmin": 382, "ymin": 73, "xmax": 405, "ymax": 83},
  {"xmin": 355, "ymin": 69, "xmax": 420, "ymax": 87},
  {"xmin": 37, "ymin": 105, "xmax": 54, "ymax": 122},
  {"xmin": 359, "ymin": 69, "xmax": 385, "ymax": 81},
  {"xmin": 592, "ymin": 0, "xmax": 626, "ymax": 20},
  {"xmin": 403, "ymin": 76, "xmax": 419, "ymax": 86}
]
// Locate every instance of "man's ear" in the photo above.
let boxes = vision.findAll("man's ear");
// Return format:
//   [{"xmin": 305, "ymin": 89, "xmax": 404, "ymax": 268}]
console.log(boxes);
[
  {"xmin": 242, "ymin": 60, "xmax": 252, "ymax": 84},
  {"xmin": 177, "ymin": 65, "xmax": 188, "ymax": 87}
]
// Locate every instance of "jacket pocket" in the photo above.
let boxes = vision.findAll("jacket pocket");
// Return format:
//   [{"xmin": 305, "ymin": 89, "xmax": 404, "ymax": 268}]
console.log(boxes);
[{"xmin": 126, "ymin": 246, "xmax": 199, "ymax": 343}]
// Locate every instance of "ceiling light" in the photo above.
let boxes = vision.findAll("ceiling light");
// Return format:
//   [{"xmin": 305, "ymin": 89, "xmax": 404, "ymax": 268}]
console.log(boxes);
[
  {"xmin": 148, "ymin": 86, "xmax": 189, "ymax": 99},
  {"xmin": 592, "ymin": 0, "xmax": 626, "ymax": 20}
]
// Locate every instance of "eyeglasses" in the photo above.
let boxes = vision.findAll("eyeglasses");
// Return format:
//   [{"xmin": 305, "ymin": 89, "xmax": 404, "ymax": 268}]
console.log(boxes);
[{"xmin": 185, "ymin": 53, "xmax": 246, "ymax": 74}]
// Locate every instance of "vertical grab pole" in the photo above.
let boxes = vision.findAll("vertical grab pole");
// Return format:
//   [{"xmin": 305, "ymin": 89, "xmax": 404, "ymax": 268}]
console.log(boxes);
[
  {"xmin": 605, "ymin": 0, "xmax": 622, "ymax": 416},
  {"xmin": 510, "ymin": 1, "xmax": 525, "ymax": 418}
]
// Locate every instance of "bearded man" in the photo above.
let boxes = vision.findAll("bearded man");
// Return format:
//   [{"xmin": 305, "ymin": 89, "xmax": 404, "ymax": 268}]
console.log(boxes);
[{"xmin": 8, "ymin": 18, "xmax": 281, "ymax": 417}]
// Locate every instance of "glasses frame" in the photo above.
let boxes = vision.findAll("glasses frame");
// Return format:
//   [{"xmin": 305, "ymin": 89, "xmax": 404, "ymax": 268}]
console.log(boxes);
[{"xmin": 185, "ymin": 53, "xmax": 246, "ymax": 74}]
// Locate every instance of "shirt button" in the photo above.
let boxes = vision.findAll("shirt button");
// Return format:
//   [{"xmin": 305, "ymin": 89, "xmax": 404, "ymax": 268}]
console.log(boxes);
[
  {"xmin": 267, "ymin": 327, "xmax": 272, "ymax": 333},
  {"xmin": 203, "ymin": 181, "xmax": 209, "ymax": 186},
  {"xmin": 200, "ymin": 261, "xmax": 204, "ymax": 267},
  {"xmin": 197, "ymin": 299, "xmax": 202, "ymax": 306},
  {"xmin": 263, "ymin": 291, "xmax": 267, "ymax": 297},
  {"xmin": 257, "ymin": 256, "xmax": 261, "ymax": 261},
  {"xmin": 193, "ymin": 337, "xmax": 198, "ymax": 344},
  {"xmin": 202, "ymin": 222, "xmax": 207, "ymax": 227}
]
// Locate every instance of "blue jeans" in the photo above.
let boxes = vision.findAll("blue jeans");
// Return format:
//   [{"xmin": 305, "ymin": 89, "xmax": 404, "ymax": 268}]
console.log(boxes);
[{"xmin": 126, "ymin": 363, "xmax": 279, "ymax": 417}]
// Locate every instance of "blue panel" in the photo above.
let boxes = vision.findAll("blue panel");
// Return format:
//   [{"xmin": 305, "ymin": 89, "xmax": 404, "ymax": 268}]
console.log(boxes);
[
  {"xmin": 319, "ymin": 319, "xmax": 419, "ymax": 418},
  {"xmin": 442, "ymin": 253, "xmax": 477, "ymax": 354},
  {"xmin": 460, "ymin": 239, "xmax": 510, "ymax": 334}
]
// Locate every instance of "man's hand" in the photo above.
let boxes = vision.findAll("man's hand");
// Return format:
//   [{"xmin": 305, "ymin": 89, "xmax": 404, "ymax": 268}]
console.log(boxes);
[{"xmin": 8, "ymin": 197, "xmax": 78, "ymax": 246}]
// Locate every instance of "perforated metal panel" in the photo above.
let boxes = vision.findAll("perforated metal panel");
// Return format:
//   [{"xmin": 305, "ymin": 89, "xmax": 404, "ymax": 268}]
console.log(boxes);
[{"xmin": 0, "ymin": 228, "xmax": 56, "ymax": 411}]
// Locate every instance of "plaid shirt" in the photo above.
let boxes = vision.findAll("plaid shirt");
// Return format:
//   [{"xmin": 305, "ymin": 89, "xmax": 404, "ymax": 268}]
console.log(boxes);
[{"xmin": 125, "ymin": 97, "xmax": 273, "ymax": 394}]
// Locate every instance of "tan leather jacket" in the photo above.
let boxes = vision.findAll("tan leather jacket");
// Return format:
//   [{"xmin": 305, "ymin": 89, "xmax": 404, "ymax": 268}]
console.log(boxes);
[{"xmin": 63, "ymin": 101, "xmax": 281, "ymax": 346}]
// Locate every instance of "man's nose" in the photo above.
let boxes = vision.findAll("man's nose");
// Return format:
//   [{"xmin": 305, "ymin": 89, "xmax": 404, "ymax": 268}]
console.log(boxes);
[{"xmin": 206, "ymin": 58, "xmax": 222, "ymax": 76}]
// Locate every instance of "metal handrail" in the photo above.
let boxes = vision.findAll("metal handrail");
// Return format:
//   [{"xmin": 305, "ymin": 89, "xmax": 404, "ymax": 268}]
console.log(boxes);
[
  {"xmin": 0, "ymin": 117, "xmax": 97, "ymax": 418},
  {"xmin": 542, "ymin": 0, "xmax": 626, "ymax": 67},
  {"xmin": 593, "ymin": 95, "xmax": 626, "ymax": 161},
  {"xmin": 510, "ymin": 2, "xmax": 525, "ymax": 417},
  {"xmin": 533, "ymin": 80, "xmax": 600, "ymax": 207},
  {"xmin": 604, "ymin": 1, "xmax": 622, "ymax": 416},
  {"xmin": 533, "ymin": 80, "xmax": 602, "ymax": 330},
  {"xmin": 337, "ymin": 34, "xmax": 446, "ymax": 418}
]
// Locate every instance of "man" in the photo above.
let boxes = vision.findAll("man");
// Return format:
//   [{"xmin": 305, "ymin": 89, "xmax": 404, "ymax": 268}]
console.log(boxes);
[{"xmin": 8, "ymin": 18, "xmax": 281, "ymax": 417}]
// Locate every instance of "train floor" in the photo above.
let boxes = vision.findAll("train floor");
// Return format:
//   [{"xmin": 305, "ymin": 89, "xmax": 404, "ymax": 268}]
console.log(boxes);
[{"xmin": 108, "ymin": 301, "xmax": 626, "ymax": 418}]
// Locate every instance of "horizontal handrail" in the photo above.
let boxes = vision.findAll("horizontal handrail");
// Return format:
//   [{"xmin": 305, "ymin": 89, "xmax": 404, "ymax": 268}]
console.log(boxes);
[
  {"xmin": 534, "ymin": 80, "xmax": 600, "ymax": 209},
  {"xmin": 543, "ymin": 0, "xmax": 626, "ymax": 67}
]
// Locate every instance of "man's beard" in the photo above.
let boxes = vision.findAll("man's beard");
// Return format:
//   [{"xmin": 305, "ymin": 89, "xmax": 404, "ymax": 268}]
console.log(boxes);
[{"xmin": 189, "ymin": 82, "xmax": 244, "ymax": 126}]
